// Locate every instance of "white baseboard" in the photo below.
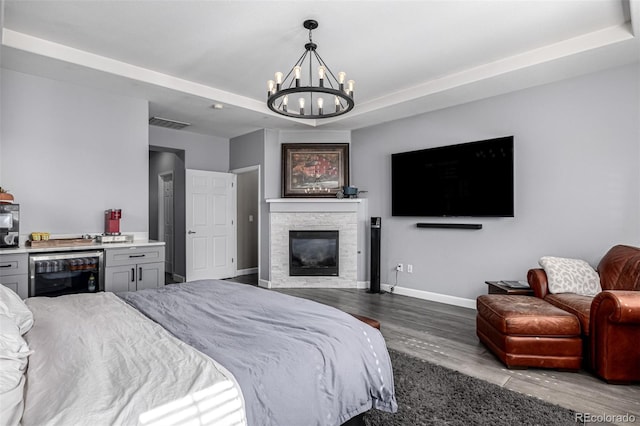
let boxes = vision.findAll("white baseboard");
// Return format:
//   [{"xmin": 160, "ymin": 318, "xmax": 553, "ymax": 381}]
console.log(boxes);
[
  {"xmin": 236, "ymin": 267, "xmax": 258, "ymax": 276},
  {"xmin": 380, "ymin": 283, "xmax": 476, "ymax": 310},
  {"xmin": 258, "ymin": 279, "xmax": 271, "ymax": 289},
  {"xmin": 172, "ymin": 273, "xmax": 186, "ymax": 283},
  {"xmin": 356, "ymin": 281, "xmax": 369, "ymax": 289},
  {"xmin": 258, "ymin": 279, "xmax": 475, "ymax": 309}
]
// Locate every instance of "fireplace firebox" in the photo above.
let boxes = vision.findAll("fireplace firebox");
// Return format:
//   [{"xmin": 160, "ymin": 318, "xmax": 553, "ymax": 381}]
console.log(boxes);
[{"xmin": 289, "ymin": 230, "xmax": 339, "ymax": 276}]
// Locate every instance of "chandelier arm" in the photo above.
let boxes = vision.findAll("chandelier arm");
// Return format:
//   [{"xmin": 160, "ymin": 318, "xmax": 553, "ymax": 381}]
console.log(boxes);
[
  {"xmin": 308, "ymin": 46, "xmax": 314, "ymax": 108},
  {"xmin": 312, "ymin": 51, "xmax": 337, "ymax": 90},
  {"xmin": 281, "ymin": 50, "xmax": 309, "ymax": 87},
  {"xmin": 275, "ymin": 50, "xmax": 311, "ymax": 110}
]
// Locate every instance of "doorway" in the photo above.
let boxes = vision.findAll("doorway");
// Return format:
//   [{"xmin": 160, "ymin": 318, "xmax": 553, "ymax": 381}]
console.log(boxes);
[
  {"xmin": 232, "ymin": 166, "xmax": 260, "ymax": 280},
  {"xmin": 149, "ymin": 147, "xmax": 186, "ymax": 283},
  {"xmin": 158, "ymin": 171, "xmax": 174, "ymax": 275}
]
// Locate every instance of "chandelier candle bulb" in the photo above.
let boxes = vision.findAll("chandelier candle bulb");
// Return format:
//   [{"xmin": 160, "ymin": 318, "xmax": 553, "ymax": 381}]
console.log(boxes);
[
  {"xmin": 347, "ymin": 80, "xmax": 355, "ymax": 97},
  {"xmin": 283, "ymin": 95, "xmax": 288, "ymax": 112},
  {"xmin": 267, "ymin": 80, "xmax": 275, "ymax": 96},
  {"xmin": 338, "ymin": 72, "xmax": 346, "ymax": 91},
  {"xmin": 294, "ymin": 66, "xmax": 302, "ymax": 87},
  {"xmin": 275, "ymin": 72, "xmax": 283, "ymax": 90},
  {"xmin": 317, "ymin": 97, "xmax": 324, "ymax": 115},
  {"xmin": 299, "ymin": 97, "xmax": 305, "ymax": 115}
]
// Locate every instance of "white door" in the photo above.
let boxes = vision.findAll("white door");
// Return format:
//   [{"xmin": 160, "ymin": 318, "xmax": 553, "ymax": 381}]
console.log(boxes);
[{"xmin": 186, "ymin": 170, "xmax": 236, "ymax": 281}]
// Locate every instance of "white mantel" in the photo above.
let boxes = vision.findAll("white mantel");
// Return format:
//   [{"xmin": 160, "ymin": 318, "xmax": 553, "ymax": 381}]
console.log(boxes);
[
  {"xmin": 266, "ymin": 198, "xmax": 368, "ymax": 289},
  {"xmin": 266, "ymin": 198, "xmax": 362, "ymax": 213}
]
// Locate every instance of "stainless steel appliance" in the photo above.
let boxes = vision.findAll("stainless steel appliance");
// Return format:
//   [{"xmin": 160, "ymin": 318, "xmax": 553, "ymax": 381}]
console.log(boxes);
[
  {"xmin": 29, "ymin": 250, "xmax": 104, "ymax": 297},
  {"xmin": 0, "ymin": 204, "xmax": 19, "ymax": 248},
  {"xmin": 97, "ymin": 234, "xmax": 133, "ymax": 244}
]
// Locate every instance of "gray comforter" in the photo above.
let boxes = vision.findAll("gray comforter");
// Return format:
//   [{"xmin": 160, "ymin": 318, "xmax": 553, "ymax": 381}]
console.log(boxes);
[{"xmin": 118, "ymin": 280, "xmax": 397, "ymax": 426}]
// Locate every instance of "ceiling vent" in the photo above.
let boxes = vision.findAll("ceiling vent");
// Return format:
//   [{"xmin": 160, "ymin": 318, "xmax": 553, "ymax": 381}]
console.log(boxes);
[{"xmin": 149, "ymin": 116, "xmax": 191, "ymax": 130}]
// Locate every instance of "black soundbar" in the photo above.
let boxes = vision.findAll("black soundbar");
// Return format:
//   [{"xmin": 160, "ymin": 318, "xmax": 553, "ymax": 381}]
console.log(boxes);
[{"xmin": 416, "ymin": 223, "xmax": 483, "ymax": 230}]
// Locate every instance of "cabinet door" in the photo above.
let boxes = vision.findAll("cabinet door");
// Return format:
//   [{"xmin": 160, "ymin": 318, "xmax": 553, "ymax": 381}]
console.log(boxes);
[
  {"xmin": 1, "ymin": 274, "xmax": 28, "ymax": 299},
  {"xmin": 137, "ymin": 262, "xmax": 164, "ymax": 290},
  {"xmin": 105, "ymin": 265, "xmax": 136, "ymax": 293}
]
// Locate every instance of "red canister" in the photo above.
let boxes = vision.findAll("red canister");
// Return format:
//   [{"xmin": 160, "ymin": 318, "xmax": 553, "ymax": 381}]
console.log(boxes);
[{"xmin": 104, "ymin": 209, "xmax": 122, "ymax": 235}]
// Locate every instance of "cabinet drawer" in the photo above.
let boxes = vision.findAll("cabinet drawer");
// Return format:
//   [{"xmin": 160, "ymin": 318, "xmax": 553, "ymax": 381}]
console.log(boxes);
[
  {"xmin": 0, "ymin": 253, "xmax": 28, "ymax": 277},
  {"xmin": 105, "ymin": 245, "xmax": 165, "ymax": 267}
]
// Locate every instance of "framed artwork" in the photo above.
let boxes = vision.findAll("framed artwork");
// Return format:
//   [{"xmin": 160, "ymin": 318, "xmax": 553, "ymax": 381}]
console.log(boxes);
[{"xmin": 281, "ymin": 143, "xmax": 349, "ymax": 198}]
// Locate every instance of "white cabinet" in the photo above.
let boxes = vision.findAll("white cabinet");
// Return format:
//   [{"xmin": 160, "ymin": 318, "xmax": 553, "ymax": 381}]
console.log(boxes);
[
  {"xmin": 104, "ymin": 245, "xmax": 165, "ymax": 292},
  {"xmin": 0, "ymin": 252, "xmax": 29, "ymax": 299}
]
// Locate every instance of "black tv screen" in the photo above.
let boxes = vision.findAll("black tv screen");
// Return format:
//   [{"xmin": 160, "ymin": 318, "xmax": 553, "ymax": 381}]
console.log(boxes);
[{"xmin": 391, "ymin": 136, "xmax": 514, "ymax": 217}]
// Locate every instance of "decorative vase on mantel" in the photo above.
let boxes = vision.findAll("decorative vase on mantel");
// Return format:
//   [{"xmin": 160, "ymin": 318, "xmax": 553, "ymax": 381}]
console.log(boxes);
[{"xmin": 0, "ymin": 187, "xmax": 14, "ymax": 204}]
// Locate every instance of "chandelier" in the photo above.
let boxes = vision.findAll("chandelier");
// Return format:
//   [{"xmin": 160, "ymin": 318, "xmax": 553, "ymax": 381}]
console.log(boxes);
[{"xmin": 267, "ymin": 20, "xmax": 354, "ymax": 119}]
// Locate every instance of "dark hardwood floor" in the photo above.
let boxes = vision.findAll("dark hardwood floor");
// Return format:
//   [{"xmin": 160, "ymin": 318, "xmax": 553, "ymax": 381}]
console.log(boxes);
[{"xmin": 223, "ymin": 275, "xmax": 639, "ymax": 424}]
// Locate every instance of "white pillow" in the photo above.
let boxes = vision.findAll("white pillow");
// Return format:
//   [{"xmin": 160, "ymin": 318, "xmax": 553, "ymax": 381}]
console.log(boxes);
[
  {"xmin": 0, "ymin": 284, "xmax": 33, "ymax": 335},
  {"xmin": 0, "ymin": 314, "xmax": 32, "ymax": 426},
  {"xmin": 539, "ymin": 256, "xmax": 602, "ymax": 296}
]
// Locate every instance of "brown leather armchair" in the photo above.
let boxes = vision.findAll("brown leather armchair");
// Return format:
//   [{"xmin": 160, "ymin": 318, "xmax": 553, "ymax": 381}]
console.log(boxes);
[{"xmin": 528, "ymin": 245, "xmax": 640, "ymax": 383}]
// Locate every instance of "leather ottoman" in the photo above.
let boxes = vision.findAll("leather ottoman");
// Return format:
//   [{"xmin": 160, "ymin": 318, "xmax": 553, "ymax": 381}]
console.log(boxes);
[
  {"xmin": 350, "ymin": 313, "xmax": 381, "ymax": 330},
  {"xmin": 476, "ymin": 295, "xmax": 582, "ymax": 370}
]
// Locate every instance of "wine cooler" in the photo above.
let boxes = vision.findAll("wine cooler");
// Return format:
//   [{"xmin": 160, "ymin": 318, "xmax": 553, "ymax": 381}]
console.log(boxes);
[{"xmin": 29, "ymin": 251, "xmax": 104, "ymax": 297}]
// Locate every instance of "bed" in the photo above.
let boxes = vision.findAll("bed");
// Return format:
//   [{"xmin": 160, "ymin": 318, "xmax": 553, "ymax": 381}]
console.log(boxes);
[{"xmin": 0, "ymin": 279, "xmax": 397, "ymax": 426}]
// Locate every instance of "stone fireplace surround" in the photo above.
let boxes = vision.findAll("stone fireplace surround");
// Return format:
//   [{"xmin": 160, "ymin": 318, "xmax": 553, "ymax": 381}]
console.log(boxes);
[{"xmin": 267, "ymin": 199, "xmax": 364, "ymax": 288}]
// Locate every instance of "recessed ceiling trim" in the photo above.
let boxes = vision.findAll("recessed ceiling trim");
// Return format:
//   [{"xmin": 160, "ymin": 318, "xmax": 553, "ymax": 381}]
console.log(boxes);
[
  {"xmin": 326, "ymin": 23, "xmax": 635, "ymax": 122},
  {"xmin": 2, "ymin": 28, "xmax": 315, "ymax": 125}
]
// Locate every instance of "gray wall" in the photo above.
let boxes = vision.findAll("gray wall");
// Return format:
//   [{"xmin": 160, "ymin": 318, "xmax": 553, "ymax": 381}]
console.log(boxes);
[
  {"xmin": 149, "ymin": 126, "xmax": 229, "ymax": 172},
  {"xmin": 352, "ymin": 63, "xmax": 640, "ymax": 301},
  {"xmin": 0, "ymin": 2, "xmax": 4, "ymax": 178},
  {"xmin": 1, "ymin": 69, "xmax": 149, "ymax": 235}
]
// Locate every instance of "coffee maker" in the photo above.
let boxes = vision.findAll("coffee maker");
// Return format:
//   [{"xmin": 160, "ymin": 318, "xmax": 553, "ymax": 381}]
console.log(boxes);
[
  {"xmin": 0, "ymin": 204, "xmax": 19, "ymax": 248},
  {"xmin": 104, "ymin": 209, "xmax": 121, "ymax": 235}
]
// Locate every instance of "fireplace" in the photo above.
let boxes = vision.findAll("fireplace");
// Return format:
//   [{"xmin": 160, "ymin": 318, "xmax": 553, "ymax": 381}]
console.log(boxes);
[{"xmin": 289, "ymin": 230, "xmax": 339, "ymax": 276}]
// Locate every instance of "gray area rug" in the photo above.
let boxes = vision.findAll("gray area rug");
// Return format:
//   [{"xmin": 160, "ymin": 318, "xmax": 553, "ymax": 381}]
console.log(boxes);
[{"xmin": 364, "ymin": 350, "xmax": 576, "ymax": 426}]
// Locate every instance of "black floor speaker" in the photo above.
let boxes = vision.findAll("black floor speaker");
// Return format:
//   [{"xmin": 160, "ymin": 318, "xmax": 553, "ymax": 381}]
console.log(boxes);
[{"xmin": 369, "ymin": 217, "xmax": 381, "ymax": 293}]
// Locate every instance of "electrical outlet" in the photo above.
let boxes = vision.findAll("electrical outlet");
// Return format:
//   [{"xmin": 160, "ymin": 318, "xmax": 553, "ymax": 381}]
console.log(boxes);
[
  {"xmin": 407, "ymin": 264, "xmax": 413, "ymax": 273},
  {"xmin": 396, "ymin": 263, "xmax": 403, "ymax": 272}
]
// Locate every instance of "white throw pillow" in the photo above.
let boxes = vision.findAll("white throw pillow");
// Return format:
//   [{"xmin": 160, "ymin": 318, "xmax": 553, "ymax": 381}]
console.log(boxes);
[
  {"xmin": 539, "ymin": 256, "xmax": 602, "ymax": 296},
  {"xmin": 0, "ymin": 284, "xmax": 33, "ymax": 335},
  {"xmin": 0, "ymin": 314, "xmax": 32, "ymax": 426}
]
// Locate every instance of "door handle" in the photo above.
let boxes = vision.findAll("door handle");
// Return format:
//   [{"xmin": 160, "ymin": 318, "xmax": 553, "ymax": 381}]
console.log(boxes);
[
  {"xmin": 131, "ymin": 268, "xmax": 135, "ymax": 282},
  {"xmin": 139, "ymin": 267, "xmax": 142, "ymax": 281},
  {"xmin": 188, "ymin": 230, "xmax": 196, "ymax": 234}
]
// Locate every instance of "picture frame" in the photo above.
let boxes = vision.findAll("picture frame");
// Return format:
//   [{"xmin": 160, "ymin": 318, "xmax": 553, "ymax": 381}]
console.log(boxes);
[{"xmin": 281, "ymin": 143, "xmax": 349, "ymax": 198}]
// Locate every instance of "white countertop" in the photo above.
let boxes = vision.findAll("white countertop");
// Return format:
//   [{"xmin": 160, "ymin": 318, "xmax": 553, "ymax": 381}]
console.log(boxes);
[{"xmin": 0, "ymin": 240, "xmax": 164, "ymax": 255}]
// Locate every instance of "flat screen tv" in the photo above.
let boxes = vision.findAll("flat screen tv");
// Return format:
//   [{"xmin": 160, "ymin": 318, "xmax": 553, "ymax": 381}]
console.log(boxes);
[{"xmin": 391, "ymin": 136, "xmax": 514, "ymax": 217}]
